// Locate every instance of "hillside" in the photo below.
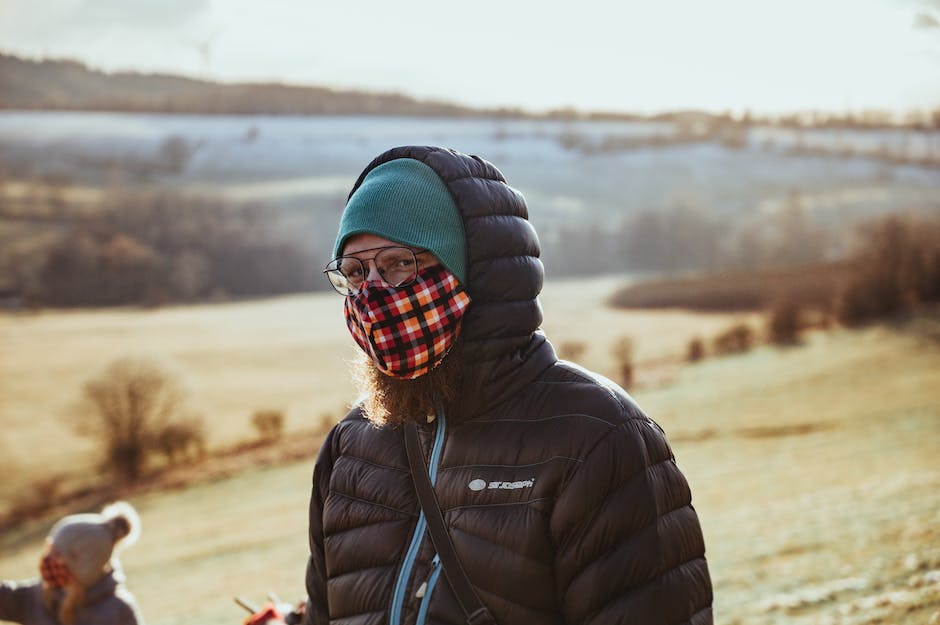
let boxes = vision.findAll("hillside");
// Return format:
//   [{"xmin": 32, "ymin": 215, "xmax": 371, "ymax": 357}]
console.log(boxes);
[
  {"xmin": 0, "ymin": 314, "xmax": 937, "ymax": 625},
  {"xmin": 0, "ymin": 53, "xmax": 485, "ymax": 116},
  {"xmin": 0, "ymin": 52, "xmax": 728, "ymax": 122},
  {"xmin": 0, "ymin": 277, "xmax": 755, "ymax": 517},
  {"xmin": 7, "ymin": 52, "xmax": 930, "ymax": 130}
]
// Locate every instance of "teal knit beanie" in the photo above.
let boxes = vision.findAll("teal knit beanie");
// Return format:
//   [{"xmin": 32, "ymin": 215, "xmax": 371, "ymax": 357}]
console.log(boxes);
[{"xmin": 334, "ymin": 158, "xmax": 467, "ymax": 284}]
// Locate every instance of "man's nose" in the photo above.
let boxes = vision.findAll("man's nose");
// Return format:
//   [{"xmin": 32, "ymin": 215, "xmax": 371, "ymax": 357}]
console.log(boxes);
[{"xmin": 364, "ymin": 261, "xmax": 384, "ymax": 283}]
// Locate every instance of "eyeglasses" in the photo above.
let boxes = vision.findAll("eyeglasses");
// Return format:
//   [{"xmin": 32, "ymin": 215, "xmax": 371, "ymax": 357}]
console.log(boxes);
[{"xmin": 323, "ymin": 246, "xmax": 431, "ymax": 295}]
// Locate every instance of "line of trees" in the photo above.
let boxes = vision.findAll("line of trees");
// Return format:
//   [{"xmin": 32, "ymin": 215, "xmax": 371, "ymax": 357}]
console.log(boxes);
[
  {"xmin": 607, "ymin": 212, "xmax": 940, "ymax": 327},
  {"xmin": 6, "ymin": 190, "xmax": 324, "ymax": 308},
  {"xmin": 4, "ymin": 52, "xmax": 939, "ymax": 129},
  {"xmin": 0, "ymin": 170, "xmax": 931, "ymax": 311},
  {"xmin": 542, "ymin": 191, "xmax": 834, "ymax": 278},
  {"xmin": 0, "ymin": 53, "xmax": 479, "ymax": 117},
  {"xmin": 838, "ymin": 214, "xmax": 940, "ymax": 325}
]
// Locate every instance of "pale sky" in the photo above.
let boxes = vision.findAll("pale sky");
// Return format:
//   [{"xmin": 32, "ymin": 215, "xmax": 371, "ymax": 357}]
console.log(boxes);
[{"xmin": 1, "ymin": 0, "xmax": 939, "ymax": 115}]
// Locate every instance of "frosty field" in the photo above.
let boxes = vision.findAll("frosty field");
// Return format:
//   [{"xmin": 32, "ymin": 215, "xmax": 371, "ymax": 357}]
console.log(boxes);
[{"xmin": 1, "ymin": 281, "xmax": 938, "ymax": 624}]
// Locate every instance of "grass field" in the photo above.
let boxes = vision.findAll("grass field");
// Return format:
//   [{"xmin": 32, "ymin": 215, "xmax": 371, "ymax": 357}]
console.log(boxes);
[
  {"xmin": 643, "ymin": 318, "xmax": 940, "ymax": 624},
  {"xmin": 0, "ymin": 276, "xmax": 758, "ymax": 515},
  {"xmin": 1, "ymin": 281, "xmax": 938, "ymax": 624}
]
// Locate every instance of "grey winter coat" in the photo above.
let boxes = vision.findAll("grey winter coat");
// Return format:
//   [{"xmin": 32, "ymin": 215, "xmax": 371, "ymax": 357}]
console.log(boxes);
[{"xmin": 0, "ymin": 569, "xmax": 143, "ymax": 625}]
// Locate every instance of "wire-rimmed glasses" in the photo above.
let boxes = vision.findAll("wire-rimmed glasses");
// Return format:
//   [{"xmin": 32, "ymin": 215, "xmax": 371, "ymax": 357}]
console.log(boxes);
[{"xmin": 323, "ymin": 246, "xmax": 431, "ymax": 295}]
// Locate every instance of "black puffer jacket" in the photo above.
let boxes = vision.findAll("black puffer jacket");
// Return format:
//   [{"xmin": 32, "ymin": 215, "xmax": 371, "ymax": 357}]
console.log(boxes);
[{"xmin": 303, "ymin": 146, "xmax": 712, "ymax": 625}]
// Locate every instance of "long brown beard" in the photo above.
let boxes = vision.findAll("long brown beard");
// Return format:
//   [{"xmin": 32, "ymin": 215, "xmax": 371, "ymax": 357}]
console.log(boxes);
[{"xmin": 352, "ymin": 339, "xmax": 465, "ymax": 427}]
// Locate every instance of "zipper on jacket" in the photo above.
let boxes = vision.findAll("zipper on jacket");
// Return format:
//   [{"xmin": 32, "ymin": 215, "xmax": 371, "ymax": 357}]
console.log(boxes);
[
  {"xmin": 415, "ymin": 555, "xmax": 442, "ymax": 625},
  {"xmin": 389, "ymin": 409, "xmax": 447, "ymax": 625}
]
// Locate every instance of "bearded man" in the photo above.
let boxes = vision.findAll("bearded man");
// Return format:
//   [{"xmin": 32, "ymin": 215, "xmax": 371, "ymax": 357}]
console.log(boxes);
[{"xmin": 302, "ymin": 146, "xmax": 713, "ymax": 625}]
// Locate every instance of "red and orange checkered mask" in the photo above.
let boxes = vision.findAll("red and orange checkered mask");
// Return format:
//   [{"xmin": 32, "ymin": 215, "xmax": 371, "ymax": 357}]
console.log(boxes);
[
  {"xmin": 344, "ymin": 264, "xmax": 470, "ymax": 379},
  {"xmin": 39, "ymin": 550, "xmax": 74, "ymax": 588}
]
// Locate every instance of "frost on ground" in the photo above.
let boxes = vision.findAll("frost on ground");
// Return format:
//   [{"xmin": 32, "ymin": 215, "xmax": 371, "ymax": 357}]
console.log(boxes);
[
  {"xmin": 665, "ymin": 319, "xmax": 940, "ymax": 625},
  {"xmin": 757, "ymin": 571, "xmax": 940, "ymax": 624},
  {"xmin": 715, "ymin": 472, "xmax": 940, "ymax": 625},
  {"xmin": 760, "ymin": 577, "xmax": 869, "ymax": 612}
]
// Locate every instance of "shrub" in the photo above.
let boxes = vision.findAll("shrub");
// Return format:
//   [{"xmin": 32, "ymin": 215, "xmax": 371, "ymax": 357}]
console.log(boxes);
[
  {"xmin": 768, "ymin": 301, "xmax": 804, "ymax": 345},
  {"xmin": 251, "ymin": 409, "xmax": 285, "ymax": 442},
  {"xmin": 611, "ymin": 336, "xmax": 635, "ymax": 389},
  {"xmin": 76, "ymin": 355, "xmax": 204, "ymax": 483},
  {"xmin": 558, "ymin": 340, "xmax": 587, "ymax": 362},
  {"xmin": 713, "ymin": 322, "xmax": 755, "ymax": 355},
  {"xmin": 687, "ymin": 337, "xmax": 706, "ymax": 362},
  {"xmin": 154, "ymin": 418, "xmax": 206, "ymax": 464}
]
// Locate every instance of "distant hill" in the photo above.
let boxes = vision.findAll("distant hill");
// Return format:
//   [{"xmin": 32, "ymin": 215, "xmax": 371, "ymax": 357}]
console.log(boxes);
[
  {"xmin": 0, "ymin": 52, "xmax": 501, "ymax": 117},
  {"xmin": 0, "ymin": 52, "xmax": 700, "ymax": 122},
  {"xmin": 2, "ymin": 52, "xmax": 931, "ymax": 127}
]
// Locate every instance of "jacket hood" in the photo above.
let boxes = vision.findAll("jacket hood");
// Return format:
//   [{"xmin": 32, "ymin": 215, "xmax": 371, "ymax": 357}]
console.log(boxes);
[{"xmin": 346, "ymin": 146, "xmax": 556, "ymax": 417}]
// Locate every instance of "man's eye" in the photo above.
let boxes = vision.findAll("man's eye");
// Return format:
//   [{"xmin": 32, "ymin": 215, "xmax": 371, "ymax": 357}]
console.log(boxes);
[
  {"xmin": 341, "ymin": 263, "xmax": 362, "ymax": 278},
  {"xmin": 379, "ymin": 256, "xmax": 413, "ymax": 272}
]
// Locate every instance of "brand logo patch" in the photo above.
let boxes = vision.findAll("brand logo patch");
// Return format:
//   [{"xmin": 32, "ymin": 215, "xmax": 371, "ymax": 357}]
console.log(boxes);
[{"xmin": 468, "ymin": 478, "xmax": 535, "ymax": 491}]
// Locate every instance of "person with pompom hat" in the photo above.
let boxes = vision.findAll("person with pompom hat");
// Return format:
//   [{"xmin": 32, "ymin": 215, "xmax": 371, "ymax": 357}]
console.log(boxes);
[{"xmin": 0, "ymin": 501, "xmax": 145, "ymax": 625}]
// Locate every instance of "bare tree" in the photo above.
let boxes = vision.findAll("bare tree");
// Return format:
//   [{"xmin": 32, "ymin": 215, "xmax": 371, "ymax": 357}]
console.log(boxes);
[
  {"xmin": 76, "ymin": 355, "xmax": 204, "ymax": 482},
  {"xmin": 838, "ymin": 214, "xmax": 940, "ymax": 325}
]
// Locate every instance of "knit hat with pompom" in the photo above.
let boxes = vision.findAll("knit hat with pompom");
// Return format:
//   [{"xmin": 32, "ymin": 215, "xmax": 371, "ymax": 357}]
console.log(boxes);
[{"xmin": 48, "ymin": 501, "xmax": 141, "ymax": 586}]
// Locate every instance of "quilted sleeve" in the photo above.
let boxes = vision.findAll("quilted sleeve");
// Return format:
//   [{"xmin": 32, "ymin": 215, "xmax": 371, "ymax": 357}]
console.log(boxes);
[
  {"xmin": 550, "ymin": 416, "xmax": 713, "ymax": 625},
  {"xmin": 0, "ymin": 579, "xmax": 33, "ymax": 622},
  {"xmin": 302, "ymin": 427, "xmax": 338, "ymax": 625}
]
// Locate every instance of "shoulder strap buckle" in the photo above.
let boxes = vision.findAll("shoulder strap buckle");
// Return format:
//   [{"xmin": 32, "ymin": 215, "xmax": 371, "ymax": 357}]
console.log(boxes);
[{"xmin": 467, "ymin": 607, "xmax": 495, "ymax": 625}]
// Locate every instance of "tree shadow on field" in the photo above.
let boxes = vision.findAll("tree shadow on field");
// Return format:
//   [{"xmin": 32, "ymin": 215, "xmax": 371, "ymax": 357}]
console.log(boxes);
[
  {"xmin": 668, "ymin": 421, "xmax": 838, "ymax": 444},
  {"xmin": 735, "ymin": 421, "xmax": 837, "ymax": 439}
]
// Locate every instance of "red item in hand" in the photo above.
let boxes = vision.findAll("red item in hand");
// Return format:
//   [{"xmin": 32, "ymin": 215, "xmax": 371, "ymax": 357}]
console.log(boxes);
[
  {"xmin": 39, "ymin": 551, "xmax": 74, "ymax": 588},
  {"xmin": 243, "ymin": 602, "xmax": 283, "ymax": 625}
]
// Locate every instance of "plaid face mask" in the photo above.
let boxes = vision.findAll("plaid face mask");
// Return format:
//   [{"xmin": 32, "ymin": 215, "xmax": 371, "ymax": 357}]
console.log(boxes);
[
  {"xmin": 39, "ymin": 550, "xmax": 74, "ymax": 588},
  {"xmin": 344, "ymin": 264, "xmax": 470, "ymax": 379}
]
